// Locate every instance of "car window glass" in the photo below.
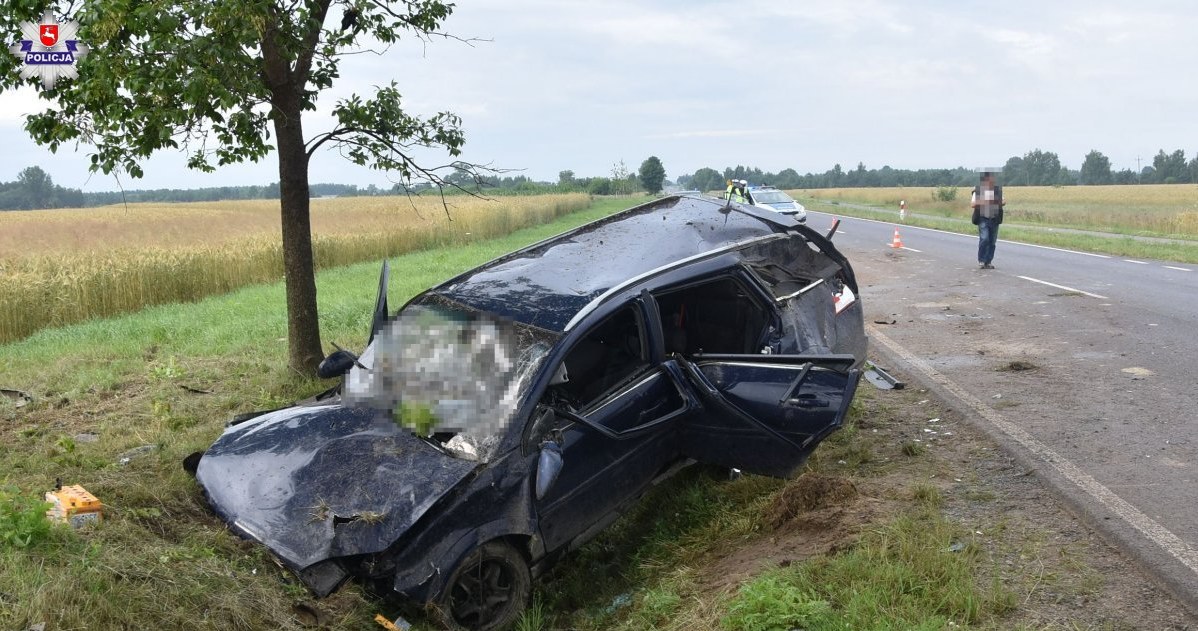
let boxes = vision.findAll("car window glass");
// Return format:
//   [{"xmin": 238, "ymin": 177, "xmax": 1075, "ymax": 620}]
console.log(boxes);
[
  {"xmin": 654, "ymin": 277, "xmax": 770, "ymax": 356},
  {"xmin": 546, "ymin": 305, "xmax": 648, "ymax": 414},
  {"xmin": 752, "ymin": 190, "xmax": 792, "ymax": 204}
]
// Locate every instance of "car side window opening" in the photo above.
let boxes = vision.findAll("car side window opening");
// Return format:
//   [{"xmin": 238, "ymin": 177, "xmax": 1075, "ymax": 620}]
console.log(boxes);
[
  {"xmin": 545, "ymin": 305, "xmax": 649, "ymax": 414},
  {"xmin": 654, "ymin": 277, "xmax": 771, "ymax": 356}
]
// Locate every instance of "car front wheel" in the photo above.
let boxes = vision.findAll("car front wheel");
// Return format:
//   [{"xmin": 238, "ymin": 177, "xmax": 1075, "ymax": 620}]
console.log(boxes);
[{"xmin": 436, "ymin": 541, "xmax": 530, "ymax": 631}]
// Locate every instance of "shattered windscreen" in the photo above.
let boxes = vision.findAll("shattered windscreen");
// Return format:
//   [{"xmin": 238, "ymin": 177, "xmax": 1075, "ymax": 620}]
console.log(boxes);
[{"xmin": 344, "ymin": 298, "xmax": 558, "ymax": 462}]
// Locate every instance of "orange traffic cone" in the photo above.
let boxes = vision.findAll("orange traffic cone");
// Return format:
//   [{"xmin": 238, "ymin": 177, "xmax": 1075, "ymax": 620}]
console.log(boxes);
[{"xmin": 891, "ymin": 228, "xmax": 904, "ymax": 249}]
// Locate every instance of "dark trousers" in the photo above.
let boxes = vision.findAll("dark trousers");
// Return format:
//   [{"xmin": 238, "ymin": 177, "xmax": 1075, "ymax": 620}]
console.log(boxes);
[{"xmin": 977, "ymin": 216, "xmax": 1000, "ymax": 264}]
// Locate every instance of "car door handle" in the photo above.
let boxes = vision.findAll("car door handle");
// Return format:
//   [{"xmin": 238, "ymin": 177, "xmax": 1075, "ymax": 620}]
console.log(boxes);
[{"xmin": 786, "ymin": 397, "xmax": 829, "ymax": 409}]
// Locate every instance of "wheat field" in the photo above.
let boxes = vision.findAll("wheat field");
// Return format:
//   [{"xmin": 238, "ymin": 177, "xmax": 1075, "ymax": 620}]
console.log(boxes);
[
  {"xmin": 0, "ymin": 193, "xmax": 591, "ymax": 345},
  {"xmin": 799, "ymin": 184, "xmax": 1198, "ymax": 236}
]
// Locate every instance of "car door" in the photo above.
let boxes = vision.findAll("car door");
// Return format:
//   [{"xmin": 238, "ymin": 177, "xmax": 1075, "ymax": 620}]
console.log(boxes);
[
  {"xmin": 531, "ymin": 304, "xmax": 696, "ymax": 552},
  {"xmin": 676, "ymin": 353, "xmax": 860, "ymax": 478}
]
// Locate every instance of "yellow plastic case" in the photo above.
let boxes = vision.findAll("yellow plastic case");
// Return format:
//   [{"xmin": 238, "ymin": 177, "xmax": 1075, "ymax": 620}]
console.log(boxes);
[{"xmin": 45, "ymin": 485, "xmax": 104, "ymax": 528}]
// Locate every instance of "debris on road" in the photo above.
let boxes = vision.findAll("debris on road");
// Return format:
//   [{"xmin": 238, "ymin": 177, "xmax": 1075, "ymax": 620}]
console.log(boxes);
[{"xmin": 864, "ymin": 362, "xmax": 905, "ymax": 390}]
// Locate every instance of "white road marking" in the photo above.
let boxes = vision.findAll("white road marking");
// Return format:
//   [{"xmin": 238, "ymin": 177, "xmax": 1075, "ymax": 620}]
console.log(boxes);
[
  {"xmin": 901, "ymin": 246, "xmax": 922, "ymax": 252},
  {"xmin": 1124, "ymin": 259, "xmax": 1149, "ymax": 265},
  {"xmin": 1010, "ymin": 241, "xmax": 1112, "ymax": 259},
  {"xmin": 1016, "ymin": 275, "xmax": 1109, "ymax": 300},
  {"xmin": 1164, "ymin": 266, "xmax": 1192, "ymax": 272},
  {"xmin": 869, "ymin": 326, "xmax": 1198, "ymax": 579}
]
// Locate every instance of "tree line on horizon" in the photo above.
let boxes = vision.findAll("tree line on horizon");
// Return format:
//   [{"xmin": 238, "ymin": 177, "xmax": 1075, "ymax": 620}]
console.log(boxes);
[
  {"xmin": 3, "ymin": 148, "xmax": 1195, "ymax": 211},
  {"xmin": 678, "ymin": 148, "xmax": 1198, "ymax": 191}
]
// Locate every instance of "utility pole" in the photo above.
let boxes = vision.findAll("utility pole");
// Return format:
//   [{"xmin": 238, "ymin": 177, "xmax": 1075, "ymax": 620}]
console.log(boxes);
[{"xmin": 1136, "ymin": 156, "xmax": 1142, "ymax": 183}]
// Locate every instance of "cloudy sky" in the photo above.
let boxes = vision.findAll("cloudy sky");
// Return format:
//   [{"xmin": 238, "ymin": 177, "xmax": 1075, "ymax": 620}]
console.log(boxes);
[{"xmin": 2, "ymin": 0, "xmax": 1195, "ymax": 191}]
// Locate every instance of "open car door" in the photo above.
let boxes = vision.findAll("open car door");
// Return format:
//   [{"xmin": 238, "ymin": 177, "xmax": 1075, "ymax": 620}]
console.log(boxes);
[{"xmin": 676, "ymin": 353, "xmax": 861, "ymax": 478}]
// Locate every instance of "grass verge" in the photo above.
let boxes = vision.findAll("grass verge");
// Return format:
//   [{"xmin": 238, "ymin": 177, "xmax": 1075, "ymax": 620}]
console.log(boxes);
[{"xmin": 0, "ymin": 196, "xmax": 633, "ymax": 631}]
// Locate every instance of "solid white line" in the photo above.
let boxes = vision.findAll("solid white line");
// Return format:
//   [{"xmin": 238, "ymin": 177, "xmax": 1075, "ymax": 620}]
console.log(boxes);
[
  {"xmin": 1008, "ymin": 240, "xmax": 1112, "ymax": 259},
  {"xmin": 1124, "ymin": 259, "xmax": 1149, "ymax": 265},
  {"xmin": 806, "ymin": 211, "xmax": 1113, "ymax": 258},
  {"xmin": 869, "ymin": 326, "xmax": 1198, "ymax": 579},
  {"xmin": 1016, "ymin": 275, "xmax": 1109, "ymax": 299},
  {"xmin": 901, "ymin": 246, "xmax": 922, "ymax": 252},
  {"xmin": 1164, "ymin": 266, "xmax": 1192, "ymax": 272}
]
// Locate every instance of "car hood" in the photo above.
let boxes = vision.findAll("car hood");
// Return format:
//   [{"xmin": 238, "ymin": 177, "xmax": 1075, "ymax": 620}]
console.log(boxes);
[{"xmin": 196, "ymin": 403, "xmax": 479, "ymax": 571}]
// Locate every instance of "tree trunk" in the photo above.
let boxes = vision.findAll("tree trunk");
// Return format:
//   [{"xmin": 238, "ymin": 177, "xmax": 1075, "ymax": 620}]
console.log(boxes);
[{"xmin": 273, "ymin": 101, "xmax": 324, "ymax": 375}]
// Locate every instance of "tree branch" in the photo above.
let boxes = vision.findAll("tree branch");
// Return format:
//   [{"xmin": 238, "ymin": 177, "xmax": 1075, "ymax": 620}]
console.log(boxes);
[{"xmin": 294, "ymin": 0, "xmax": 334, "ymax": 84}]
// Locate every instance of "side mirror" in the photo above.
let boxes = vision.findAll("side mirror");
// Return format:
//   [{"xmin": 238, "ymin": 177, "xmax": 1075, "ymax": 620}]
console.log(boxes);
[
  {"xmin": 535, "ymin": 440, "xmax": 563, "ymax": 500},
  {"xmin": 317, "ymin": 349, "xmax": 358, "ymax": 379}
]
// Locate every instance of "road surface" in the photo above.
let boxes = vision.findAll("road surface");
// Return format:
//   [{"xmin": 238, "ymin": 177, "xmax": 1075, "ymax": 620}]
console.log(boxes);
[{"xmin": 812, "ymin": 210, "xmax": 1198, "ymax": 614}]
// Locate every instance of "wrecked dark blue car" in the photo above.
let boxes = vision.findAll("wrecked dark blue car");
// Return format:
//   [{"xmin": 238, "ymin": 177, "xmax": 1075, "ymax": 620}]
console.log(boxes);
[{"xmin": 194, "ymin": 194, "xmax": 866, "ymax": 630}]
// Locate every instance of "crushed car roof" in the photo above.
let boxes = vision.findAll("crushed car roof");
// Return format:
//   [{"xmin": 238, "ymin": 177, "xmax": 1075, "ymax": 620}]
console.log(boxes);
[{"xmin": 426, "ymin": 194, "xmax": 811, "ymax": 332}]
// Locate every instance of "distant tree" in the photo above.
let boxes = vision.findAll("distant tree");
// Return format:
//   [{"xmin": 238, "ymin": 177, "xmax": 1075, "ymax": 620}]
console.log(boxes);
[
  {"xmin": 638, "ymin": 156, "xmax": 666, "ymax": 194},
  {"xmin": 1188, "ymin": 156, "xmax": 1198, "ymax": 185},
  {"xmin": 16, "ymin": 166, "xmax": 54, "ymax": 209},
  {"xmin": 828, "ymin": 163, "xmax": 844, "ymax": 187},
  {"xmin": 1152, "ymin": 149, "xmax": 1188, "ymax": 183},
  {"xmin": 1, "ymin": 0, "xmax": 490, "ymax": 375},
  {"xmin": 770, "ymin": 168, "xmax": 797, "ymax": 189},
  {"xmin": 1001, "ymin": 156, "xmax": 1026, "ymax": 185},
  {"xmin": 610, "ymin": 160, "xmax": 634, "ymax": 195},
  {"xmin": 690, "ymin": 167, "xmax": 724, "ymax": 192},
  {"xmin": 558, "ymin": 170, "xmax": 575, "ymax": 187},
  {"xmin": 1022, "ymin": 149, "xmax": 1061, "ymax": 185},
  {"xmin": 1112, "ymin": 169, "xmax": 1138, "ymax": 185},
  {"xmin": 1140, "ymin": 166, "xmax": 1156, "ymax": 183},
  {"xmin": 587, "ymin": 177, "xmax": 613, "ymax": 195},
  {"xmin": 875, "ymin": 166, "xmax": 899, "ymax": 187},
  {"xmin": 1079, "ymin": 150, "xmax": 1112, "ymax": 185}
]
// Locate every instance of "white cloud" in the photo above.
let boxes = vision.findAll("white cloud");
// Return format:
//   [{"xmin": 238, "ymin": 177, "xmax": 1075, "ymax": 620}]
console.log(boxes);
[
  {"xmin": 646, "ymin": 129, "xmax": 770, "ymax": 139},
  {"xmin": 2, "ymin": 0, "xmax": 1197, "ymax": 187}
]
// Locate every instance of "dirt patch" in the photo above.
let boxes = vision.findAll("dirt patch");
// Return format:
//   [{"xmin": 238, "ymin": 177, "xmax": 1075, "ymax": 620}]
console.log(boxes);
[
  {"xmin": 996, "ymin": 360, "xmax": 1039, "ymax": 372},
  {"xmin": 700, "ymin": 488, "xmax": 890, "ymax": 596},
  {"xmin": 764, "ymin": 474, "xmax": 858, "ymax": 530}
]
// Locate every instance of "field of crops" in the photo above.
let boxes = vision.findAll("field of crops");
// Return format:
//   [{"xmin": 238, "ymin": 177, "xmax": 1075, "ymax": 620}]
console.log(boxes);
[
  {"xmin": 0, "ymin": 193, "xmax": 591, "ymax": 345},
  {"xmin": 801, "ymin": 184, "xmax": 1198, "ymax": 237}
]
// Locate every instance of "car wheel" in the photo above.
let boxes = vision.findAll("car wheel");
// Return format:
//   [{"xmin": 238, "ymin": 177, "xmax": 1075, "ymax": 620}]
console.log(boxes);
[{"xmin": 436, "ymin": 541, "xmax": 530, "ymax": 631}]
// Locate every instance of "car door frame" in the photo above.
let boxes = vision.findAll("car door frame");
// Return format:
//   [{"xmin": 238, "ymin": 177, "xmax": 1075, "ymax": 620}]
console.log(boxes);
[
  {"xmin": 640, "ymin": 268, "xmax": 861, "ymax": 479},
  {"xmin": 527, "ymin": 296, "xmax": 698, "ymax": 552}
]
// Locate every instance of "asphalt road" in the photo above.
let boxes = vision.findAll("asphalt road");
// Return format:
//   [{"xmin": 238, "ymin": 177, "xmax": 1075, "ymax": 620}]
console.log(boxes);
[{"xmin": 809, "ymin": 210, "xmax": 1198, "ymax": 614}]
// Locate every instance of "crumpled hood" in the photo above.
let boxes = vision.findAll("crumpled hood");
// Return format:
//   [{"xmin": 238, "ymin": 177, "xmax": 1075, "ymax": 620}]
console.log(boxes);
[{"xmin": 196, "ymin": 403, "xmax": 478, "ymax": 571}]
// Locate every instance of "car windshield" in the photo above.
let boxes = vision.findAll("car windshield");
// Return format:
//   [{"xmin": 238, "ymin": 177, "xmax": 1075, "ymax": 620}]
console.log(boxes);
[
  {"xmin": 752, "ymin": 190, "xmax": 794, "ymax": 204},
  {"xmin": 344, "ymin": 297, "xmax": 557, "ymax": 462}
]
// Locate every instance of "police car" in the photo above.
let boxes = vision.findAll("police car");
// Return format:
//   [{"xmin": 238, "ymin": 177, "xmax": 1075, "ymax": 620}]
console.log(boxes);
[{"xmin": 747, "ymin": 186, "xmax": 807, "ymax": 222}]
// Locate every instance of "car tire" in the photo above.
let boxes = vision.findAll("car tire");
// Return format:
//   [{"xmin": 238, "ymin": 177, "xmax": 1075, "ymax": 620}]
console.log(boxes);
[{"xmin": 435, "ymin": 541, "xmax": 530, "ymax": 631}]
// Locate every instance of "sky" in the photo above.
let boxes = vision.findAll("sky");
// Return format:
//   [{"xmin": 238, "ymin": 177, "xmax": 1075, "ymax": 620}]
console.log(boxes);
[{"xmin": 2, "ymin": 0, "xmax": 1196, "ymax": 192}]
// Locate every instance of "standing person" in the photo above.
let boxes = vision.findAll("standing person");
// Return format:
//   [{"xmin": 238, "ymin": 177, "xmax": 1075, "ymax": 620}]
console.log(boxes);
[
  {"xmin": 971, "ymin": 172, "xmax": 1005, "ymax": 269},
  {"xmin": 724, "ymin": 179, "xmax": 748, "ymax": 203}
]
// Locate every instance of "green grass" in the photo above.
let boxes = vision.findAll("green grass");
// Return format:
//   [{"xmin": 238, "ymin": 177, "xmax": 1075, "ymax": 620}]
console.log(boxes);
[
  {"xmin": 800, "ymin": 197, "xmax": 1198, "ymax": 264},
  {"xmin": 720, "ymin": 508, "xmax": 1013, "ymax": 631},
  {"xmin": 0, "ymin": 196, "xmax": 633, "ymax": 631}
]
